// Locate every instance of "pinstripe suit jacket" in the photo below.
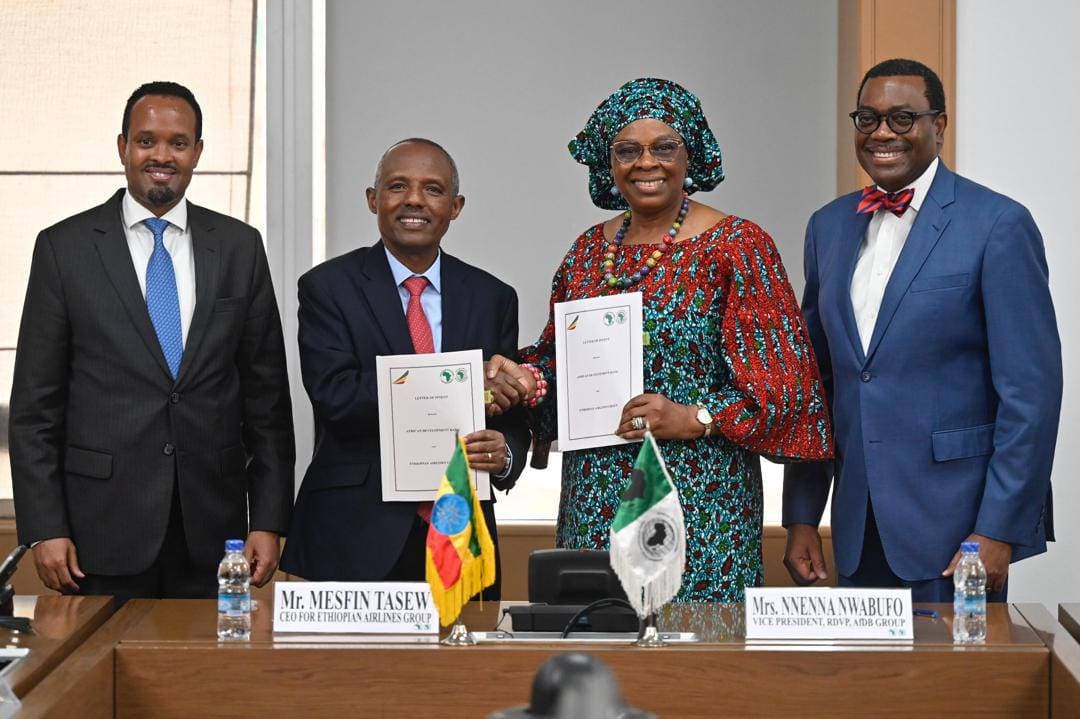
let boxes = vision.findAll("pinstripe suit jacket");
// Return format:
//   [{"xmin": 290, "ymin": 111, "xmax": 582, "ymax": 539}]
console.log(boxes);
[{"xmin": 9, "ymin": 189, "xmax": 295, "ymax": 575}]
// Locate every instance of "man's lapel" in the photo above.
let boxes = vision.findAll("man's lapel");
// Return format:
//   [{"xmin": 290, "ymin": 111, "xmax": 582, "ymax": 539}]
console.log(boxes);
[
  {"xmin": 864, "ymin": 165, "xmax": 955, "ymax": 363},
  {"xmin": 91, "ymin": 189, "xmax": 174, "ymax": 381},
  {"xmin": 356, "ymin": 242, "xmax": 416, "ymax": 355},
  {"xmin": 439, "ymin": 252, "xmax": 473, "ymax": 353},
  {"xmin": 174, "ymin": 204, "xmax": 219, "ymax": 386},
  {"xmin": 837, "ymin": 208, "xmax": 872, "ymax": 365}
]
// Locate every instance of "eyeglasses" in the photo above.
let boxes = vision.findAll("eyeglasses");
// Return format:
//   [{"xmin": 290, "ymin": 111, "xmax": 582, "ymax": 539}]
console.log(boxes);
[
  {"xmin": 610, "ymin": 138, "xmax": 685, "ymax": 164},
  {"xmin": 849, "ymin": 109, "xmax": 942, "ymax": 135}
]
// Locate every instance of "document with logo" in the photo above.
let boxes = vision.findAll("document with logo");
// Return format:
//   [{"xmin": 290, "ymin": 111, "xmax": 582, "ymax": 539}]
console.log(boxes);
[
  {"xmin": 377, "ymin": 349, "xmax": 489, "ymax": 501},
  {"xmin": 555, "ymin": 292, "xmax": 644, "ymax": 451}
]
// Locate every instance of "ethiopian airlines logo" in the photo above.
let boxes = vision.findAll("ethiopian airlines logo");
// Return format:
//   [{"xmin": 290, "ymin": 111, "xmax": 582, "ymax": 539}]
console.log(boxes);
[{"xmin": 393, "ymin": 370, "xmax": 409, "ymax": 385}]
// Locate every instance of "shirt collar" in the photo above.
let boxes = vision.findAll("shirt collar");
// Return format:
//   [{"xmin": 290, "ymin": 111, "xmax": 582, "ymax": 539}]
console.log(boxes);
[
  {"xmin": 384, "ymin": 245, "xmax": 442, "ymax": 294},
  {"xmin": 122, "ymin": 189, "xmax": 189, "ymax": 232},
  {"xmin": 876, "ymin": 156, "xmax": 939, "ymax": 213}
]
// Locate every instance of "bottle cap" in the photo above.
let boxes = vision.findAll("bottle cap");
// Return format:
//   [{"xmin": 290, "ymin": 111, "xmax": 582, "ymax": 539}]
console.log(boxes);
[
  {"xmin": 225, "ymin": 539, "xmax": 245, "ymax": 552},
  {"xmin": 961, "ymin": 541, "xmax": 980, "ymax": 553}
]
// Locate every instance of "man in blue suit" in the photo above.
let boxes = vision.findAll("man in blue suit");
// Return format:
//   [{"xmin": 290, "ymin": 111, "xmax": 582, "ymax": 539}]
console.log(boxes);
[
  {"xmin": 782, "ymin": 59, "xmax": 1061, "ymax": 600},
  {"xmin": 280, "ymin": 139, "xmax": 530, "ymax": 595}
]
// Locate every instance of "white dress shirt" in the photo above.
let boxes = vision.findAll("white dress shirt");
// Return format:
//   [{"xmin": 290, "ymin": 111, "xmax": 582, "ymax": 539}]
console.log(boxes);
[
  {"xmin": 851, "ymin": 157, "xmax": 940, "ymax": 352},
  {"xmin": 121, "ymin": 191, "xmax": 197, "ymax": 346}
]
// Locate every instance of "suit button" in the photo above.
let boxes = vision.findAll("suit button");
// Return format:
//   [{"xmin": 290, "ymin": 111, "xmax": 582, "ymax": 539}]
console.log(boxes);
[
  {"xmin": 163, "ymin": 443, "xmax": 175, "ymax": 456},
  {"xmin": 860, "ymin": 371, "xmax": 872, "ymax": 383},
  {"xmin": 170, "ymin": 392, "xmax": 180, "ymax": 404}
]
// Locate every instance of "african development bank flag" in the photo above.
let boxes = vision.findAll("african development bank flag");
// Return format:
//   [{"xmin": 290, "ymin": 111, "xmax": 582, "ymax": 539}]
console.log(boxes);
[
  {"xmin": 425, "ymin": 438, "xmax": 496, "ymax": 626},
  {"xmin": 610, "ymin": 431, "xmax": 685, "ymax": 617}
]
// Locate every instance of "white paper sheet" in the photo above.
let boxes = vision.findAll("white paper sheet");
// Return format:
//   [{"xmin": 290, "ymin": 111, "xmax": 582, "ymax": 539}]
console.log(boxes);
[
  {"xmin": 376, "ymin": 349, "xmax": 489, "ymax": 501},
  {"xmin": 554, "ymin": 293, "xmax": 644, "ymax": 451}
]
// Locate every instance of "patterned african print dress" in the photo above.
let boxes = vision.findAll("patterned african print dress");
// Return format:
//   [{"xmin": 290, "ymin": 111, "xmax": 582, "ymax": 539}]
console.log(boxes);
[{"xmin": 521, "ymin": 217, "xmax": 833, "ymax": 603}]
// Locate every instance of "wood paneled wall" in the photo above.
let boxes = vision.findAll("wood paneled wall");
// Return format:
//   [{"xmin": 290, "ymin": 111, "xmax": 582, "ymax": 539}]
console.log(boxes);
[{"xmin": 837, "ymin": 0, "xmax": 957, "ymax": 194}]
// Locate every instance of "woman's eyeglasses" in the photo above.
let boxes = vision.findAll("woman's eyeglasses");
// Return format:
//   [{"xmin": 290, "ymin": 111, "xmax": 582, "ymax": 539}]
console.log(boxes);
[{"xmin": 610, "ymin": 138, "xmax": 685, "ymax": 164}]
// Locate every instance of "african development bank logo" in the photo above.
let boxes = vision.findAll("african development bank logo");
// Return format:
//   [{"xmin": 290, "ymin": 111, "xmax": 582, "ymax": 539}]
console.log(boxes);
[
  {"xmin": 637, "ymin": 515, "xmax": 678, "ymax": 561},
  {"xmin": 602, "ymin": 310, "xmax": 627, "ymax": 326},
  {"xmin": 440, "ymin": 367, "xmax": 470, "ymax": 384}
]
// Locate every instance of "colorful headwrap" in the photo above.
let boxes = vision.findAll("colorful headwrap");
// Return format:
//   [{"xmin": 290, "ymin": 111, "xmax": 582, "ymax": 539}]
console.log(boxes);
[{"xmin": 569, "ymin": 78, "xmax": 725, "ymax": 210}]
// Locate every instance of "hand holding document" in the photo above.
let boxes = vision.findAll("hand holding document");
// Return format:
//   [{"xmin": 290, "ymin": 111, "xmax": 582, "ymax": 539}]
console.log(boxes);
[
  {"xmin": 554, "ymin": 293, "xmax": 644, "ymax": 451},
  {"xmin": 377, "ymin": 349, "xmax": 489, "ymax": 501}
]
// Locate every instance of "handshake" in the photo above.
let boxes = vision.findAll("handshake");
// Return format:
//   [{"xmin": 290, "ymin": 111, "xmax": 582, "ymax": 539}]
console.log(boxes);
[{"xmin": 483, "ymin": 355, "xmax": 547, "ymax": 417}]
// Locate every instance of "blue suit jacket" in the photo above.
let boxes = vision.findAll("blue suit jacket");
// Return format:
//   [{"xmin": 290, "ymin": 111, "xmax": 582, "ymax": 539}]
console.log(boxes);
[
  {"xmin": 783, "ymin": 164, "xmax": 1061, "ymax": 581},
  {"xmin": 280, "ymin": 242, "xmax": 530, "ymax": 583}
]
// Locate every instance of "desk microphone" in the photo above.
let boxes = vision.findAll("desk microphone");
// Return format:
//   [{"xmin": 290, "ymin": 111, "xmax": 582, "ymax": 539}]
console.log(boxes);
[
  {"xmin": 0, "ymin": 545, "xmax": 28, "ymax": 590},
  {"xmin": 0, "ymin": 545, "xmax": 30, "ymax": 627}
]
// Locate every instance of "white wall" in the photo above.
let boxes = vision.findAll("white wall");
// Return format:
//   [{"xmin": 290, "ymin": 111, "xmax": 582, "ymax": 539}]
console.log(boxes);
[
  {"xmin": 957, "ymin": 0, "xmax": 1080, "ymax": 605},
  {"xmin": 325, "ymin": 0, "xmax": 838, "ymax": 342}
]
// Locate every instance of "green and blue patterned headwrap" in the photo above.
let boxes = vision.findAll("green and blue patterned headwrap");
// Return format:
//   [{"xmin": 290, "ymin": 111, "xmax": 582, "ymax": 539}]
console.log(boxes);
[{"xmin": 569, "ymin": 78, "xmax": 725, "ymax": 210}]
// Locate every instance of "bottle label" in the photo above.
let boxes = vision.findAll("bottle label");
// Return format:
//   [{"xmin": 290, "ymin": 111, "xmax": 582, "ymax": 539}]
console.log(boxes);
[
  {"xmin": 218, "ymin": 592, "xmax": 251, "ymax": 617},
  {"xmin": 964, "ymin": 594, "xmax": 986, "ymax": 616}
]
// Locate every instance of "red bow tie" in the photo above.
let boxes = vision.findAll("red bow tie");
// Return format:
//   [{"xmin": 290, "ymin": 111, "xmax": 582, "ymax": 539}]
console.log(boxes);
[{"xmin": 857, "ymin": 186, "xmax": 915, "ymax": 217}]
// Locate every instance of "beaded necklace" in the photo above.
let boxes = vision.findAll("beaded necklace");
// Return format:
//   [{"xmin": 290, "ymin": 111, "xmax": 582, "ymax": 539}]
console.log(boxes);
[{"xmin": 603, "ymin": 194, "xmax": 690, "ymax": 289}]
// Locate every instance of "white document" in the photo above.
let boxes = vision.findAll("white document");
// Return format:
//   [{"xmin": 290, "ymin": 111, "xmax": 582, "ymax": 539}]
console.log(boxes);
[
  {"xmin": 377, "ymin": 349, "xmax": 489, "ymax": 501},
  {"xmin": 555, "ymin": 292, "xmax": 644, "ymax": 451}
]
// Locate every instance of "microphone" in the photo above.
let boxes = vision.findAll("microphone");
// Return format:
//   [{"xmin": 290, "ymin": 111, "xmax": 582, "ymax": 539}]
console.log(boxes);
[
  {"xmin": 0, "ymin": 545, "xmax": 30, "ymax": 625},
  {"xmin": 0, "ymin": 545, "xmax": 28, "ymax": 591}
]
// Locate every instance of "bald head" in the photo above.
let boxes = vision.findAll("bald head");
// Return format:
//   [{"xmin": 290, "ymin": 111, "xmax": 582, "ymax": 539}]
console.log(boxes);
[{"xmin": 374, "ymin": 138, "xmax": 460, "ymax": 196}]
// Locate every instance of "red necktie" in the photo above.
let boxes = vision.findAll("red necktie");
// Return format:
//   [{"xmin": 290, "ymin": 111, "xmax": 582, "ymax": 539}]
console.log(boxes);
[
  {"xmin": 856, "ymin": 186, "xmax": 915, "ymax": 217},
  {"xmin": 402, "ymin": 276, "xmax": 435, "ymax": 354},
  {"xmin": 403, "ymin": 276, "xmax": 436, "ymax": 523}
]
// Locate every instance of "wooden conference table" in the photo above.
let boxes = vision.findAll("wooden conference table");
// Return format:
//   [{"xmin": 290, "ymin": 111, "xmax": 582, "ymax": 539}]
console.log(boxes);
[
  {"xmin": 0, "ymin": 595, "xmax": 115, "ymax": 699},
  {"xmin": 13, "ymin": 597, "xmax": 1080, "ymax": 718}
]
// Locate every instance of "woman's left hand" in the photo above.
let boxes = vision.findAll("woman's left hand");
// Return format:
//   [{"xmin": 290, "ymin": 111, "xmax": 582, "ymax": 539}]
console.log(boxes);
[
  {"xmin": 616, "ymin": 393, "xmax": 701, "ymax": 441},
  {"xmin": 463, "ymin": 429, "xmax": 509, "ymax": 474}
]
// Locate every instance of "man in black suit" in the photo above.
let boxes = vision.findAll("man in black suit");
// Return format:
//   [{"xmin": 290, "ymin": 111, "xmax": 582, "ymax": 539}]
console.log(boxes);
[
  {"xmin": 280, "ymin": 139, "xmax": 530, "ymax": 595},
  {"xmin": 9, "ymin": 82, "xmax": 295, "ymax": 600}
]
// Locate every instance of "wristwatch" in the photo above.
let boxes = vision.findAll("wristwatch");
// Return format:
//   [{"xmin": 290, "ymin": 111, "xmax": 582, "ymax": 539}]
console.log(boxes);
[{"xmin": 694, "ymin": 403, "xmax": 714, "ymax": 438}]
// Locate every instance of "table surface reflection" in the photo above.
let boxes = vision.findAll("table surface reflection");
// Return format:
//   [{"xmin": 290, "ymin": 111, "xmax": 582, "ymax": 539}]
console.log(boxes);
[
  {"xmin": 3, "ymin": 595, "xmax": 115, "ymax": 696},
  {"xmin": 115, "ymin": 599, "xmax": 1047, "ymax": 652}
]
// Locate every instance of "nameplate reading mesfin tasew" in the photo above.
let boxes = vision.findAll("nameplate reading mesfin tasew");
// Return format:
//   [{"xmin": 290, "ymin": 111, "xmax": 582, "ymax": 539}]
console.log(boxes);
[{"xmin": 273, "ymin": 582, "xmax": 438, "ymax": 634}]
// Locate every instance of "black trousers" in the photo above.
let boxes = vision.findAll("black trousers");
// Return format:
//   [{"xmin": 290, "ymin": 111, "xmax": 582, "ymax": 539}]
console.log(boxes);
[
  {"xmin": 78, "ymin": 484, "xmax": 217, "ymax": 602},
  {"xmin": 385, "ymin": 514, "xmax": 501, "ymax": 601}
]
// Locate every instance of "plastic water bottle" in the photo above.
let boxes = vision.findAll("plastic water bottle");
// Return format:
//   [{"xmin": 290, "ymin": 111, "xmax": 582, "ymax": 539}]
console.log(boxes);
[
  {"xmin": 952, "ymin": 541, "xmax": 987, "ymax": 644},
  {"xmin": 217, "ymin": 539, "xmax": 251, "ymax": 640}
]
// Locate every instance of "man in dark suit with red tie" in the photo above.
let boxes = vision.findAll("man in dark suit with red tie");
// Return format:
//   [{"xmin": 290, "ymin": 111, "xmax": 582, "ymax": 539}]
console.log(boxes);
[
  {"xmin": 280, "ymin": 139, "xmax": 530, "ymax": 595},
  {"xmin": 9, "ymin": 82, "xmax": 295, "ymax": 600}
]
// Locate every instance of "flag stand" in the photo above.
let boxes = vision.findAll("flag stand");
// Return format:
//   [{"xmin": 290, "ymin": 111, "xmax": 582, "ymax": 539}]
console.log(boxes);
[
  {"xmin": 442, "ymin": 620, "xmax": 476, "ymax": 646},
  {"xmin": 634, "ymin": 612, "xmax": 667, "ymax": 648}
]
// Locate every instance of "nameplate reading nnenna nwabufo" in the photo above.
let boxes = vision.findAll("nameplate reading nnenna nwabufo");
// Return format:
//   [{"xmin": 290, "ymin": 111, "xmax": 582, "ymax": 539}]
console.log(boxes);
[
  {"xmin": 273, "ymin": 581, "xmax": 438, "ymax": 634},
  {"xmin": 744, "ymin": 587, "xmax": 914, "ymax": 640}
]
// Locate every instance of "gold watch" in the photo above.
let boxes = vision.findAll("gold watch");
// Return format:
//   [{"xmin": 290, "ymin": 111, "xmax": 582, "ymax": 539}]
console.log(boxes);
[{"xmin": 694, "ymin": 403, "xmax": 713, "ymax": 438}]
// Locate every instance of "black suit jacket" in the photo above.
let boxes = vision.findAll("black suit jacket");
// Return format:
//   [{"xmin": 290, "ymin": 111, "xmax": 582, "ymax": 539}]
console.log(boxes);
[
  {"xmin": 9, "ymin": 189, "xmax": 295, "ymax": 574},
  {"xmin": 280, "ymin": 242, "xmax": 529, "ymax": 583}
]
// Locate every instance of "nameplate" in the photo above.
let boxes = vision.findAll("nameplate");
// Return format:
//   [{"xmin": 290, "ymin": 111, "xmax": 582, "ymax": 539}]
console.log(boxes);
[
  {"xmin": 744, "ymin": 587, "xmax": 913, "ymax": 640},
  {"xmin": 273, "ymin": 582, "xmax": 438, "ymax": 635}
]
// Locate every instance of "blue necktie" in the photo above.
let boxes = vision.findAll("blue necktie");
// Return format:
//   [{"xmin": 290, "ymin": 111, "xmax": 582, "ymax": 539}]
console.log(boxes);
[{"xmin": 143, "ymin": 218, "xmax": 183, "ymax": 379}]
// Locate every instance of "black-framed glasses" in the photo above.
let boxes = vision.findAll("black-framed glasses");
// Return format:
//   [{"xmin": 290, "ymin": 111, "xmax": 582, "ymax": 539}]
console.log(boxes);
[
  {"xmin": 849, "ymin": 109, "xmax": 942, "ymax": 135},
  {"xmin": 610, "ymin": 138, "xmax": 685, "ymax": 164}
]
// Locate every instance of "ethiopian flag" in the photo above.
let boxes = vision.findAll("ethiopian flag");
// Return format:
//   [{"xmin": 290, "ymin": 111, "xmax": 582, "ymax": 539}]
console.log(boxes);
[
  {"xmin": 610, "ymin": 431, "xmax": 686, "ymax": 617},
  {"xmin": 425, "ymin": 438, "xmax": 496, "ymax": 626}
]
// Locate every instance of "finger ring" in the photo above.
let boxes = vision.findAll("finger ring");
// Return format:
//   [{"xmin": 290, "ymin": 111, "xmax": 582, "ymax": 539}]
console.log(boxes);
[
  {"xmin": 487, "ymin": 452, "xmax": 493, "ymax": 460},
  {"xmin": 631, "ymin": 416, "xmax": 644, "ymax": 431}
]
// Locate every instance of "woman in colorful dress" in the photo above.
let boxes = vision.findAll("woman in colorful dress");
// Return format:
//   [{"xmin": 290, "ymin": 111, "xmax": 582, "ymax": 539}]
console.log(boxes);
[{"xmin": 509, "ymin": 78, "xmax": 833, "ymax": 602}]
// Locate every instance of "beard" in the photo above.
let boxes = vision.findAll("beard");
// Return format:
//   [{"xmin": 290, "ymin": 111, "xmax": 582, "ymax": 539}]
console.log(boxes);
[{"xmin": 147, "ymin": 186, "xmax": 177, "ymax": 206}]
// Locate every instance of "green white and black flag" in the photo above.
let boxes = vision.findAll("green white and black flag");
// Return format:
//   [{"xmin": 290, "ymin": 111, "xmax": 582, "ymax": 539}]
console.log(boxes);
[{"xmin": 609, "ymin": 431, "xmax": 685, "ymax": 617}]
